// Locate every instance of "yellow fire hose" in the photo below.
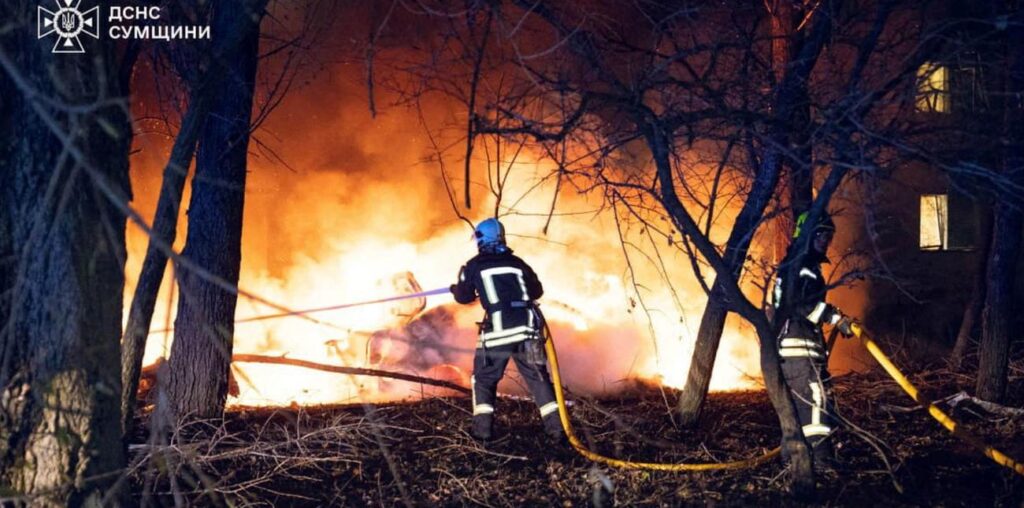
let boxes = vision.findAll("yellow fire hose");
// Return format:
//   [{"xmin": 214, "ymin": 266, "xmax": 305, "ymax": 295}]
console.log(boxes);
[
  {"xmin": 851, "ymin": 323, "xmax": 1024, "ymax": 476},
  {"xmin": 543, "ymin": 330, "xmax": 780, "ymax": 471},
  {"xmin": 543, "ymin": 322, "xmax": 1023, "ymax": 475}
]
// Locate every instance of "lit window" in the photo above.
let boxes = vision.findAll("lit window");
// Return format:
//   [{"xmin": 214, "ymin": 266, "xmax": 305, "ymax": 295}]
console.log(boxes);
[
  {"xmin": 920, "ymin": 194, "xmax": 948, "ymax": 250},
  {"xmin": 916, "ymin": 62, "xmax": 949, "ymax": 113}
]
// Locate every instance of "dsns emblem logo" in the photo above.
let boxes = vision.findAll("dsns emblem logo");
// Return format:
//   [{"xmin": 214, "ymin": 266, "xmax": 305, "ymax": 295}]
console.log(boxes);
[{"xmin": 37, "ymin": 0, "xmax": 99, "ymax": 54}]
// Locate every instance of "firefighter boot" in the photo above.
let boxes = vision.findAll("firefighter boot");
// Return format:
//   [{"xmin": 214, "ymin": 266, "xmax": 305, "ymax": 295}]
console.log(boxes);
[
  {"xmin": 812, "ymin": 438, "xmax": 838, "ymax": 475},
  {"xmin": 542, "ymin": 412, "xmax": 573, "ymax": 458},
  {"xmin": 543, "ymin": 412, "xmax": 565, "ymax": 440},
  {"xmin": 471, "ymin": 414, "xmax": 493, "ymax": 442}
]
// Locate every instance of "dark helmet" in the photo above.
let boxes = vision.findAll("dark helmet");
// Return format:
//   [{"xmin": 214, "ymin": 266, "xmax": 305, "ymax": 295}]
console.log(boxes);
[
  {"xmin": 792, "ymin": 211, "xmax": 835, "ymax": 240},
  {"xmin": 474, "ymin": 218, "xmax": 507, "ymax": 252}
]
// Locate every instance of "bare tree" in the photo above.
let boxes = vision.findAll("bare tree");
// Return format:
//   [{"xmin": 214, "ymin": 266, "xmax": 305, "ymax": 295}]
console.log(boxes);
[
  {"xmin": 122, "ymin": 0, "xmax": 335, "ymax": 432},
  {"xmin": 677, "ymin": 0, "xmax": 820, "ymax": 427},
  {"xmin": 0, "ymin": 2, "xmax": 136, "ymax": 503},
  {"xmin": 976, "ymin": 3, "xmax": 1023, "ymax": 403},
  {"xmin": 161, "ymin": 0, "xmax": 269, "ymax": 423},
  {"xmin": 120, "ymin": 2, "xmax": 215, "ymax": 434}
]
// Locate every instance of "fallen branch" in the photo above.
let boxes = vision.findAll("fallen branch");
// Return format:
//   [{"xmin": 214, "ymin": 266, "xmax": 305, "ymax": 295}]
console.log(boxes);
[
  {"xmin": 231, "ymin": 354, "xmax": 471, "ymax": 395},
  {"xmin": 945, "ymin": 391, "xmax": 1024, "ymax": 418},
  {"xmin": 877, "ymin": 402, "xmax": 923, "ymax": 414},
  {"xmin": 878, "ymin": 390, "xmax": 1024, "ymax": 420}
]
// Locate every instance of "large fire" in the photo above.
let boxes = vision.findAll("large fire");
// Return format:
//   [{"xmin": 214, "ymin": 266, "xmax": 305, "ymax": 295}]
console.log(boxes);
[{"xmin": 123, "ymin": 62, "xmax": 766, "ymax": 408}]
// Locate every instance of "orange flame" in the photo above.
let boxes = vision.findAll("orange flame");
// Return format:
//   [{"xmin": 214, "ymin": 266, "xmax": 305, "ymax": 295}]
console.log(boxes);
[{"xmin": 123, "ymin": 76, "xmax": 765, "ymax": 408}]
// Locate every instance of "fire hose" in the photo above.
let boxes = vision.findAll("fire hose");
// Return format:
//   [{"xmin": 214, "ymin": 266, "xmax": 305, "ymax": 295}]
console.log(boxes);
[
  {"xmin": 543, "ymin": 321, "xmax": 781, "ymax": 471},
  {"xmin": 849, "ymin": 323, "xmax": 1024, "ymax": 476},
  {"xmin": 544, "ymin": 320, "xmax": 1023, "ymax": 475}
]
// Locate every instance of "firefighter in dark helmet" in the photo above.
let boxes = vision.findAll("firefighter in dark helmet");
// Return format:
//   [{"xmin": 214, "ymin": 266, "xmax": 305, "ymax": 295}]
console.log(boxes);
[
  {"xmin": 450, "ymin": 218, "xmax": 563, "ymax": 442},
  {"xmin": 771, "ymin": 212, "xmax": 856, "ymax": 470}
]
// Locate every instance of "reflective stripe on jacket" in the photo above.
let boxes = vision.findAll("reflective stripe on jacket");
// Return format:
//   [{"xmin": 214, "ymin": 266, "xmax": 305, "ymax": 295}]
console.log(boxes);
[{"xmin": 452, "ymin": 251, "xmax": 544, "ymax": 347}]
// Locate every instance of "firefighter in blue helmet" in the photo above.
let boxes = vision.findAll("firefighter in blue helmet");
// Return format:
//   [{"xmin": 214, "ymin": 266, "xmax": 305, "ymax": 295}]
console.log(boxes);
[
  {"xmin": 771, "ymin": 212, "xmax": 856, "ymax": 471},
  {"xmin": 450, "ymin": 218, "xmax": 563, "ymax": 442}
]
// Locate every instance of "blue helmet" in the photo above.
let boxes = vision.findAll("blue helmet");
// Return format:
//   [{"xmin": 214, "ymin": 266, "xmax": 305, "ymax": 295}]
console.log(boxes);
[{"xmin": 474, "ymin": 218, "xmax": 507, "ymax": 252}]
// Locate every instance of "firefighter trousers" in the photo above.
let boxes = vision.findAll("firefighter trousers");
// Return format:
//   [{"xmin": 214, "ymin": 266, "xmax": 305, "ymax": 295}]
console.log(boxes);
[
  {"xmin": 470, "ymin": 340, "xmax": 562, "ymax": 439},
  {"xmin": 780, "ymin": 353, "xmax": 836, "ymax": 462}
]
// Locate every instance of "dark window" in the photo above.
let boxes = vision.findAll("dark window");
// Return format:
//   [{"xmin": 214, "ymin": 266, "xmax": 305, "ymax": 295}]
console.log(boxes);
[{"xmin": 950, "ymin": 53, "xmax": 989, "ymax": 113}]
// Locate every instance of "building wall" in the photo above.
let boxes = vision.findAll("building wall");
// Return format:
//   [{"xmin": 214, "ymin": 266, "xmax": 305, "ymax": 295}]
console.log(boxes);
[{"xmin": 860, "ymin": 161, "xmax": 1024, "ymax": 347}]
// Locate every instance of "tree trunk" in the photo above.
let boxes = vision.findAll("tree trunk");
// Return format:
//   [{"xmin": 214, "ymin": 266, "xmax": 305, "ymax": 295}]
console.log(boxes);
[
  {"xmin": 754, "ymin": 321, "xmax": 815, "ymax": 497},
  {"xmin": 121, "ymin": 0, "xmax": 280, "ymax": 437},
  {"xmin": 676, "ymin": 144, "xmax": 791, "ymax": 424},
  {"xmin": 0, "ymin": 5, "xmax": 131, "ymax": 504},
  {"xmin": 976, "ymin": 8, "xmax": 1023, "ymax": 403},
  {"xmin": 120, "ymin": 90, "xmax": 209, "ymax": 436},
  {"xmin": 951, "ymin": 208, "xmax": 993, "ymax": 368},
  {"xmin": 162, "ymin": 0, "xmax": 267, "ymax": 423},
  {"xmin": 976, "ymin": 205, "xmax": 1021, "ymax": 401},
  {"xmin": 676, "ymin": 295, "xmax": 728, "ymax": 425},
  {"xmin": 772, "ymin": 0, "xmax": 815, "ymax": 219}
]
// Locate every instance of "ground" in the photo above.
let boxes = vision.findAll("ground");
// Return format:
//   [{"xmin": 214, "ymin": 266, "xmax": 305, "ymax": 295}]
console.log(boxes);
[{"xmin": 128, "ymin": 352, "xmax": 1024, "ymax": 507}]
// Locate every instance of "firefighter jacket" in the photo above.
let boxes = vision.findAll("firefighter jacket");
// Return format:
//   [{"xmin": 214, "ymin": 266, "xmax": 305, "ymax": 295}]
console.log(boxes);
[
  {"xmin": 772, "ymin": 251, "xmax": 841, "ymax": 361},
  {"xmin": 452, "ymin": 250, "xmax": 544, "ymax": 348}
]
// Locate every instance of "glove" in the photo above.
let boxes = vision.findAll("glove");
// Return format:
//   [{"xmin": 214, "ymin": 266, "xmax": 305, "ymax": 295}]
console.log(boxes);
[
  {"xmin": 836, "ymin": 315, "xmax": 856, "ymax": 338},
  {"xmin": 449, "ymin": 284, "xmax": 457, "ymax": 294}
]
